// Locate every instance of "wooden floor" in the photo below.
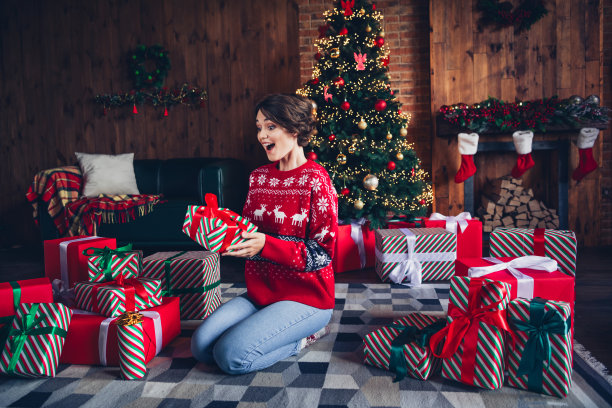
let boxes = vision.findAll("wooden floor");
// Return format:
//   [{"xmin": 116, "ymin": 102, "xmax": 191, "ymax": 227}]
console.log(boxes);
[{"xmin": 1, "ymin": 244, "xmax": 611, "ymax": 369}]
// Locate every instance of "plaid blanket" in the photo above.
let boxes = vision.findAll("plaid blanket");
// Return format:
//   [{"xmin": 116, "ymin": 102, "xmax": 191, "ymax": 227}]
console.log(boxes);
[{"xmin": 26, "ymin": 166, "xmax": 162, "ymax": 237}]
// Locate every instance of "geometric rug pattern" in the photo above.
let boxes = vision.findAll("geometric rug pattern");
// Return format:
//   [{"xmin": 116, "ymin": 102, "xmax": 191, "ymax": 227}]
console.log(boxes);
[{"xmin": 0, "ymin": 282, "xmax": 610, "ymax": 408}]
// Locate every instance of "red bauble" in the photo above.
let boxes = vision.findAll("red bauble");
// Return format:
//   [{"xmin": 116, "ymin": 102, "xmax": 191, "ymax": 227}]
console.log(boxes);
[
  {"xmin": 419, "ymin": 199, "xmax": 426, "ymax": 205},
  {"xmin": 306, "ymin": 151, "xmax": 318, "ymax": 161},
  {"xmin": 328, "ymin": 134, "xmax": 336, "ymax": 141},
  {"xmin": 375, "ymin": 37, "xmax": 385, "ymax": 47},
  {"xmin": 374, "ymin": 99, "xmax": 387, "ymax": 111},
  {"xmin": 340, "ymin": 101, "xmax": 351, "ymax": 111},
  {"xmin": 340, "ymin": 187, "xmax": 350, "ymax": 196},
  {"xmin": 398, "ymin": 109, "xmax": 402, "ymax": 115},
  {"xmin": 382, "ymin": 56, "xmax": 390, "ymax": 66},
  {"xmin": 315, "ymin": 52, "xmax": 322, "ymax": 60},
  {"xmin": 387, "ymin": 161, "xmax": 396, "ymax": 171},
  {"xmin": 372, "ymin": 4, "xmax": 376, "ymax": 10},
  {"xmin": 339, "ymin": 27, "xmax": 348, "ymax": 35},
  {"xmin": 411, "ymin": 168, "xmax": 415, "ymax": 177},
  {"xmin": 333, "ymin": 77, "xmax": 345, "ymax": 87},
  {"xmin": 311, "ymin": 77, "xmax": 320, "ymax": 85}
]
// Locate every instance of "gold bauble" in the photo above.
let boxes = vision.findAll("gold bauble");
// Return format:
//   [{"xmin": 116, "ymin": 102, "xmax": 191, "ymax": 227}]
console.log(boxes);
[
  {"xmin": 359, "ymin": 8, "xmax": 365, "ymax": 15},
  {"xmin": 400, "ymin": 127, "xmax": 408, "ymax": 137},
  {"xmin": 312, "ymin": 128, "xmax": 318, "ymax": 135},
  {"xmin": 330, "ymin": 48, "xmax": 340, "ymax": 58},
  {"xmin": 348, "ymin": 145, "xmax": 357, "ymax": 154},
  {"xmin": 354, "ymin": 199, "xmax": 364, "ymax": 210},
  {"xmin": 396, "ymin": 152, "xmax": 404, "ymax": 160},
  {"xmin": 363, "ymin": 174, "xmax": 379, "ymax": 191},
  {"xmin": 386, "ymin": 132, "xmax": 393, "ymax": 140},
  {"xmin": 366, "ymin": 25, "xmax": 372, "ymax": 32},
  {"xmin": 337, "ymin": 153, "xmax": 347, "ymax": 165},
  {"xmin": 358, "ymin": 119, "xmax": 367, "ymax": 130},
  {"xmin": 380, "ymin": 30, "xmax": 385, "ymax": 37}
]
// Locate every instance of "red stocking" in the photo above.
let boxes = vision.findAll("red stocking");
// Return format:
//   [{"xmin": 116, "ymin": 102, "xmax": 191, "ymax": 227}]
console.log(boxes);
[
  {"xmin": 454, "ymin": 132, "xmax": 479, "ymax": 183},
  {"xmin": 511, "ymin": 130, "xmax": 534, "ymax": 178},
  {"xmin": 572, "ymin": 128, "xmax": 599, "ymax": 182}
]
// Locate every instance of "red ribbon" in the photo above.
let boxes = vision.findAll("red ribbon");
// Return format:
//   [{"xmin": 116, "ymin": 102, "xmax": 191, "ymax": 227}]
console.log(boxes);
[
  {"xmin": 429, "ymin": 278, "xmax": 514, "ymax": 385},
  {"xmin": 189, "ymin": 193, "xmax": 250, "ymax": 253},
  {"xmin": 533, "ymin": 228, "xmax": 545, "ymax": 256},
  {"xmin": 90, "ymin": 275, "xmax": 150, "ymax": 314}
]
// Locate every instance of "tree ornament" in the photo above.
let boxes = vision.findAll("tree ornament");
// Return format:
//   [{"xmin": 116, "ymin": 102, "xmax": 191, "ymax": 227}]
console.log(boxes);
[
  {"xmin": 341, "ymin": 0, "xmax": 355, "ymax": 16},
  {"xmin": 569, "ymin": 95, "xmax": 583, "ymax": 105},
  {"xmin": 330, "ymin": 48, "xmax": 340, "ymax": 58},
  {"xmin": 386, "ymin": 132, "xmax": 393, "ymax": 140},
  {"xmin": 375, "ymin": 37, "xmax": 385, "ymax": 47},
  {"xmin": 419, "ymin": 199, "xmax": 426, "ymax": 206},
  {"xmin": 334, "ymin": 76, "xmax": 345, "ymax": 87},
  {"xmin": 363, "ymin": 174, "xmax": 379, "ymax": 190},
  {"xmin": 129, "ymin": 44, "xmax": 171, "ymax": 90},
  {"xmin": 379, "ymin": 30, "xmax": 385, "ymax": 37},
  {"xmin": 341, "ymin": 100, "xmax": 351, "ymax": 111},
  {"xmin": 374, "ymin": 99, "xmax": 387, "ymax": 111},
  {"xmin": 366, "ymin": 25, "xmax": 372, "ymax": 32},
  {"xmin": 164, "ymin": 106, "xmax": 168, "ymax": 116},
  {"xmin": 337, "ymin": 153, "xmax": 347, "ymax": 164},
  {"xmin": 348, "ymin": 144, "xmax": 357, "ymax": 154},
  {"xmin": 381, "ymin": 56, "xmax": 390, "ymax": 67},
  {"xmin": 324, "ymin": 85, "xmax": 333, "ymax": 102},
  {"xmin": 311, "ymin": 100, "xmax": 318, "ymax": 111},
  {"xmin": 411, "ymin": 168, "xmax": 415, "ymax": 177},
  {"xmin": 339, "ymin": 27, "xmax": 348, "ymax": 36},
  {"xmin": 372, "ymin": 3, "xmax": 376, "ymax": 10},
  {"xmin": 328, "ymin": 133, "xmax": 336, "ymax": 141},
  {"xmin": 311, "ymin": 77, "xmax": 320, "ymax": 85},
  {"xmin": 358, "ymin": 118, "xmax": 367, "ymax": 129},
  {"xmin": 400, "ymin": 127, "xmax": 408, "ymax": 137},
  {"xmin": 387, "ymin": 161, "xmax": 396, "ymax": 171},
  {"xmin": 360, "ymin": 8, "xmax": 365, "ymax": 15},
  {"xmin": 354, "ymin": 199, "xmax": 364, "ymax": 210},
  {"xmin": 354, "ymin": 52, "xmax": 367, "ymax": 70},
  {"xmin": 306, "ymin": 151, "xmax": 318, "ymax": 161},
  {"xmin": 341, "ymin": 187, "xmax": 350, "ymax": 196},
  {"xmin": 312, "ymin": 128, "xmax": 318, "ymax": 135},
  {"xmin": 133, "ymin": 104, "xmax": 138, "ymax": 114},
  {"xmin": 314, "ymin": 52, "xmax": 322, "ymax": 60},
  {"xmin": 585, "ymin": 95, "xmax": 600, "ymax": 106},
  {"xmin": 396, "ymin": 152, "xmax": 404, "ymax": 160}
]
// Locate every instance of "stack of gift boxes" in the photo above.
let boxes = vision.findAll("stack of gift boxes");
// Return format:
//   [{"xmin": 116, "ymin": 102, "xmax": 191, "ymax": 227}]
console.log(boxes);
[
  {"xmin": 357, "ymin": 214, "xmax": 577, "ymax": 398},
  {"xmin": 0, "ymin": 194, "xmax": 255, "ymax": 380}
]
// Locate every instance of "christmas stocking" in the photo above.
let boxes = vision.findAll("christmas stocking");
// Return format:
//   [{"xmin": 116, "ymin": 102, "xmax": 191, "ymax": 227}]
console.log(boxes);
[
  {"xmin": 511, "ymin": 130, "xmax": 535, "ymax": 178},
  {"xmin": 572, "ymin": 127, "xmax": 599, "ymax": 182},
  {"xmin": 454, "ymin": 132, "xmax": 479, "ymax": 183}
]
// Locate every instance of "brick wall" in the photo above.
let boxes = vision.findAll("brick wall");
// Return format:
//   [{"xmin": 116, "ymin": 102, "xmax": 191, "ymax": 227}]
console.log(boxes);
[
  {"xmin": 297, "ymin": 0, "xmax": 433, "ymax": 173},
  {"xmin": 603, "ymin": 0, "xmax": 612, "ymax": 245}
]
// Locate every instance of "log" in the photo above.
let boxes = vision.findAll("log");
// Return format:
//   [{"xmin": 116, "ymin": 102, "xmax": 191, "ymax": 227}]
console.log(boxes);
[
  {"xmin": 502, "ymin": 216, "xmax": 514, "ymax": 227},
  {"xmin": 528, "ymin": 200, "xmax": 542, "ymax": 212}
]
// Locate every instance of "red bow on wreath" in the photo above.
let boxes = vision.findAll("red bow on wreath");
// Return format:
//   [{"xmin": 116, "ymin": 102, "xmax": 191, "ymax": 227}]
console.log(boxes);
[{"xmin": 341, "ymin": 0, "xmax": 355, "ymax": 16}]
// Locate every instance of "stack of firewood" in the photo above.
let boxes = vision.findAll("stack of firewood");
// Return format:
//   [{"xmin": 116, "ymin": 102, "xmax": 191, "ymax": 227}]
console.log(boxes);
[{"xmin": 477, "ymin": 176, "xmax": 559, "ymax": 232}]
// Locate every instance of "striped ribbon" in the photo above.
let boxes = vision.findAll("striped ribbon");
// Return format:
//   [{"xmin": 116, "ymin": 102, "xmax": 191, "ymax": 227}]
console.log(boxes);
[
  {"xmin": 468, "ymin": 256, "xmax": 558, "ymax": 299},
  {"xmin": 160, "ymin": 251, "xmax": 221, "ymax": 297},
  {"xmin": 375, "ymin": 228, "xmax": 456, "ymax": 286}
]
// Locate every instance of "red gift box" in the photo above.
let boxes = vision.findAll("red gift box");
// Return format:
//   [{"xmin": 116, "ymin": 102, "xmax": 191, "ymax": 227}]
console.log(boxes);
[
  {"xmin": 44, "ymin": 236, "xmax": 116, "ymax": 288},
  {"xmin": 59, "ymin": 296, "xmax": 180, "ymax": 366},
  {"xmin": 422, "ymin": 213, "xmax": 482, "ymax": 259},
  {"xmin": 0, "ymin": 278, "xmax": 53, "ymax": 318}
]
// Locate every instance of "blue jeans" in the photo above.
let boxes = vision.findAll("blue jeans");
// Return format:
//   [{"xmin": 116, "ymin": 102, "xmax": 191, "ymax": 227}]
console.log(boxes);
[{"xmin": 190, "ymin": 295, "xmax": 333, "ymax": 375}]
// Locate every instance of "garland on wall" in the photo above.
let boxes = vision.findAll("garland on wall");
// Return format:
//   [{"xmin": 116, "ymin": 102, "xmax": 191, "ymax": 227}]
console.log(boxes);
[
  {"xmin": 476, "ymin": 0, "xmax": 548, "ymax": 34},
  {"xmin": 440, "ymin": 95, "xmax": 609, "ymax": 134},
  {"xmin": 94, "ymin": 44, "xmax": 207, "ymax": 116}
]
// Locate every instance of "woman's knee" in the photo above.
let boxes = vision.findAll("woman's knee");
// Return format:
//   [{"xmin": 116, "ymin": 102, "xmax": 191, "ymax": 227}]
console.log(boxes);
[{"xmin": 213, "ymin": 335, "xmax": 253, "ymax": 375}]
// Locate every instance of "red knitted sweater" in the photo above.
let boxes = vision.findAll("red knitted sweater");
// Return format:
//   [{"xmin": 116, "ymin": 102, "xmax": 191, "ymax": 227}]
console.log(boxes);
[{"xmin": 242, "ymin": 160, "xmax": 338, "ymax": 309}]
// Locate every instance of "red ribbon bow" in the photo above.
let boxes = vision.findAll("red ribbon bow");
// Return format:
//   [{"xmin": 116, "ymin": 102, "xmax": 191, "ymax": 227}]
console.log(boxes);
[
  {"xmin": 91, "ymin": 275, "xmax": 151, "ymax": 315},
  {"xmin": 189, "ymin": 193, "xmax": 250, "ymax": 253},
  {"xmin": 341, "ymin": 0, "xmax": 355, "ymax": 16},
  {"xmin": 429, "ymin": 277, "xmax": 514, "ymax": 385}
]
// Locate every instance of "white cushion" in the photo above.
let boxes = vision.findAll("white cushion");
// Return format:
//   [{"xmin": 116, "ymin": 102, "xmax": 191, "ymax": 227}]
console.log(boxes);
[{"xmin": 75, "ymin": 152, "xmax": 140, "ymax": 197}]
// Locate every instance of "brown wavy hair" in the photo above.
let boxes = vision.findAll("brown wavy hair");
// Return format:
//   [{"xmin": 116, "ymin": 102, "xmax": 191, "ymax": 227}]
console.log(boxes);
[{"xmin": 254, "ymin": 93, "xmax": 316, "ymax": 147}]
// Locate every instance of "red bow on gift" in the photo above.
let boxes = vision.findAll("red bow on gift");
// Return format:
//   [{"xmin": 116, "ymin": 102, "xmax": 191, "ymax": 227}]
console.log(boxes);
[
  {"xmin": 429, "ymin": 277, "xmax": 514, "ymax": 385},
  {"xmin": 91, "ymin": 274, "xmax": 151, "ymax": 315},
  {"xmin": 189, "ymin": 193, "xmax": 251, "ymax": 254}
]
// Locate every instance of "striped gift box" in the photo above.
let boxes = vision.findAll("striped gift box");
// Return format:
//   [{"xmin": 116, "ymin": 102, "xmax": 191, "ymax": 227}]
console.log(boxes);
[
  {"xmin": 507, "ymin": 298, "xmax": 573, "ymax": 397},
  {"xmin": 183, "ymin": 205, "xmax": 257, "ymax": 253},
  {"xmin": 489, "ymin": 228, "xmax": 577, "ymax": 277},
  {"xmin": 439, "ymin": 276, "xmax": 511, "ymax": 389},
  {"xmin": 374, "ymin": 228, "xmax": 456, "ymax": 284},
  {"xmin": 74, "ymin": 278, "xmax": 162, "ymax": 318},
  {"xmin": 363, "ymin": 313, "xmax": 444, "ymax": 381},
  {"xmin": 0, "ymin": 302, "xmax": 72, "ymax": 378},
  {"xmin": 87, "ymin": 251, "xmax": 141, "ymax": 282},
  {"xmin": 142, "ymin": 251, "xmax": 222, "ymax": 319}
]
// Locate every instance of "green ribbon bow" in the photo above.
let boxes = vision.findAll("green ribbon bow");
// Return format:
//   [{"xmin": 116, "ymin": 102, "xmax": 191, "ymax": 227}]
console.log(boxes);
[
  {"xmin": 0, "ymin": 281, "xmax": 22, "ymax": 347},
  {"xmin": 83, "ymin": 244, "xmax": 134, "ymax": 282},
  {"xmin": 160, "ymin": 251, "xmax": 221, "ymax": 298},
  {"xmin": 388, "ymin": 318, "xmax": 446, "ymax": 382},
  {"xmin": 510, "ymin": 297, "xmax": 571, "ymax": 393},
  {"xmin": 6, "ymin": 304, "xmax": 68, "ymax": 374}
]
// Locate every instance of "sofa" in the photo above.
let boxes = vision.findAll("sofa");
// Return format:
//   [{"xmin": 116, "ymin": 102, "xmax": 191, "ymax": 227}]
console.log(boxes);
[{"xmin": 36, "ymin": 157, "xmax": 249, "ymax": 249}]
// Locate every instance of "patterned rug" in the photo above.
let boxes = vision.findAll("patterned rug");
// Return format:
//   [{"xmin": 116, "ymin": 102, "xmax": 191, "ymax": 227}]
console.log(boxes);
[{"xmin": 1, "ymin": 283, "xmax": 611, "ymax": 408}]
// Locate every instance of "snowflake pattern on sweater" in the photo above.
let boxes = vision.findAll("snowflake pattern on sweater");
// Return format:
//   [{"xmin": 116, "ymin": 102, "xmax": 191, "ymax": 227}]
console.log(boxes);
[{"xmin": 243, "ymin": 160, "xmax": 338, "ymax": 309}]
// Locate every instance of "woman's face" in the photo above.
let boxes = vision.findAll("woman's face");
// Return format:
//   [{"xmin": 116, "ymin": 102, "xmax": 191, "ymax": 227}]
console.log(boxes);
[{"xmin": 256, "ymin": 109, "xmax": 299, "ymax": 162}]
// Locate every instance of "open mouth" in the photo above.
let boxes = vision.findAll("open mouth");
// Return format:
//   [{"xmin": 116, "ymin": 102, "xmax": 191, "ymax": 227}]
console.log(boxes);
[{"xmin": 264, "ymin": 143, "xmax": 275, "ymax": 152}]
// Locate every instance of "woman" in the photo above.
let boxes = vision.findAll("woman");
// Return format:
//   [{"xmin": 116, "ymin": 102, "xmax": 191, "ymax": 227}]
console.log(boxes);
[{"xmin": 191, "ymin": 93, "xmax": 338, "ymax": 375}]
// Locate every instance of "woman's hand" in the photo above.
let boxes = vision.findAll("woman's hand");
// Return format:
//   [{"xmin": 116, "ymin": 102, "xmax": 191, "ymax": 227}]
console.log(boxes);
[{"xmin": 223, "ymin": 231, "xmax": 266, "ymax": 258}]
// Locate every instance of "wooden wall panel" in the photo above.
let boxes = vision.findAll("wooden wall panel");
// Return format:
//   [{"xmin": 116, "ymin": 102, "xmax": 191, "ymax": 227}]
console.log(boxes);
[
  {"xmin": 0, "ymin": 0, "xmax": 300, "ymax": 246},
  {"xmin": 430, "ymin": 0, "xmax": 604, "ymax": 246}
]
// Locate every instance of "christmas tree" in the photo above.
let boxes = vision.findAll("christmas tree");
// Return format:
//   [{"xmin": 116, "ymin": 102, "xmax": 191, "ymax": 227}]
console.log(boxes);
[{"xmin": 297, "ymin": 0, "xmax": 433, "ymax": 228}]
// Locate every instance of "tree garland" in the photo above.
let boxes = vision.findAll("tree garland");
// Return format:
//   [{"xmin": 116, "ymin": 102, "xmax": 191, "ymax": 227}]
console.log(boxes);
[
  {"xmin": 129, "ymin": 44, "xmax": 171, "ymax": 90},
  {"xmin": 477, "ymin": 0, "xmax": 548, "ymax": 34},
  {"xmin": 440, "ymin": 96, "xmax": 609, "ymax": 134}
]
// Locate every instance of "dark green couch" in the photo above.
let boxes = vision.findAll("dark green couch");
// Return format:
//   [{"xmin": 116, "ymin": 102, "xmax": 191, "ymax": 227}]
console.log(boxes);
[{"xmin": 36, "ymin": 158, "xmax": 248, "ymax": 249}]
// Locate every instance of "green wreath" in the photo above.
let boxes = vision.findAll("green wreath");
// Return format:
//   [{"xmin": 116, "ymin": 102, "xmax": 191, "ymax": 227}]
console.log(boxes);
[
  {"xmin": 129, "ymin": 44, "xmax": 171, "ymax": 90},
  {"xmin": 477, "ymin": 0, "xmax": 548, "ymax": 34}
]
